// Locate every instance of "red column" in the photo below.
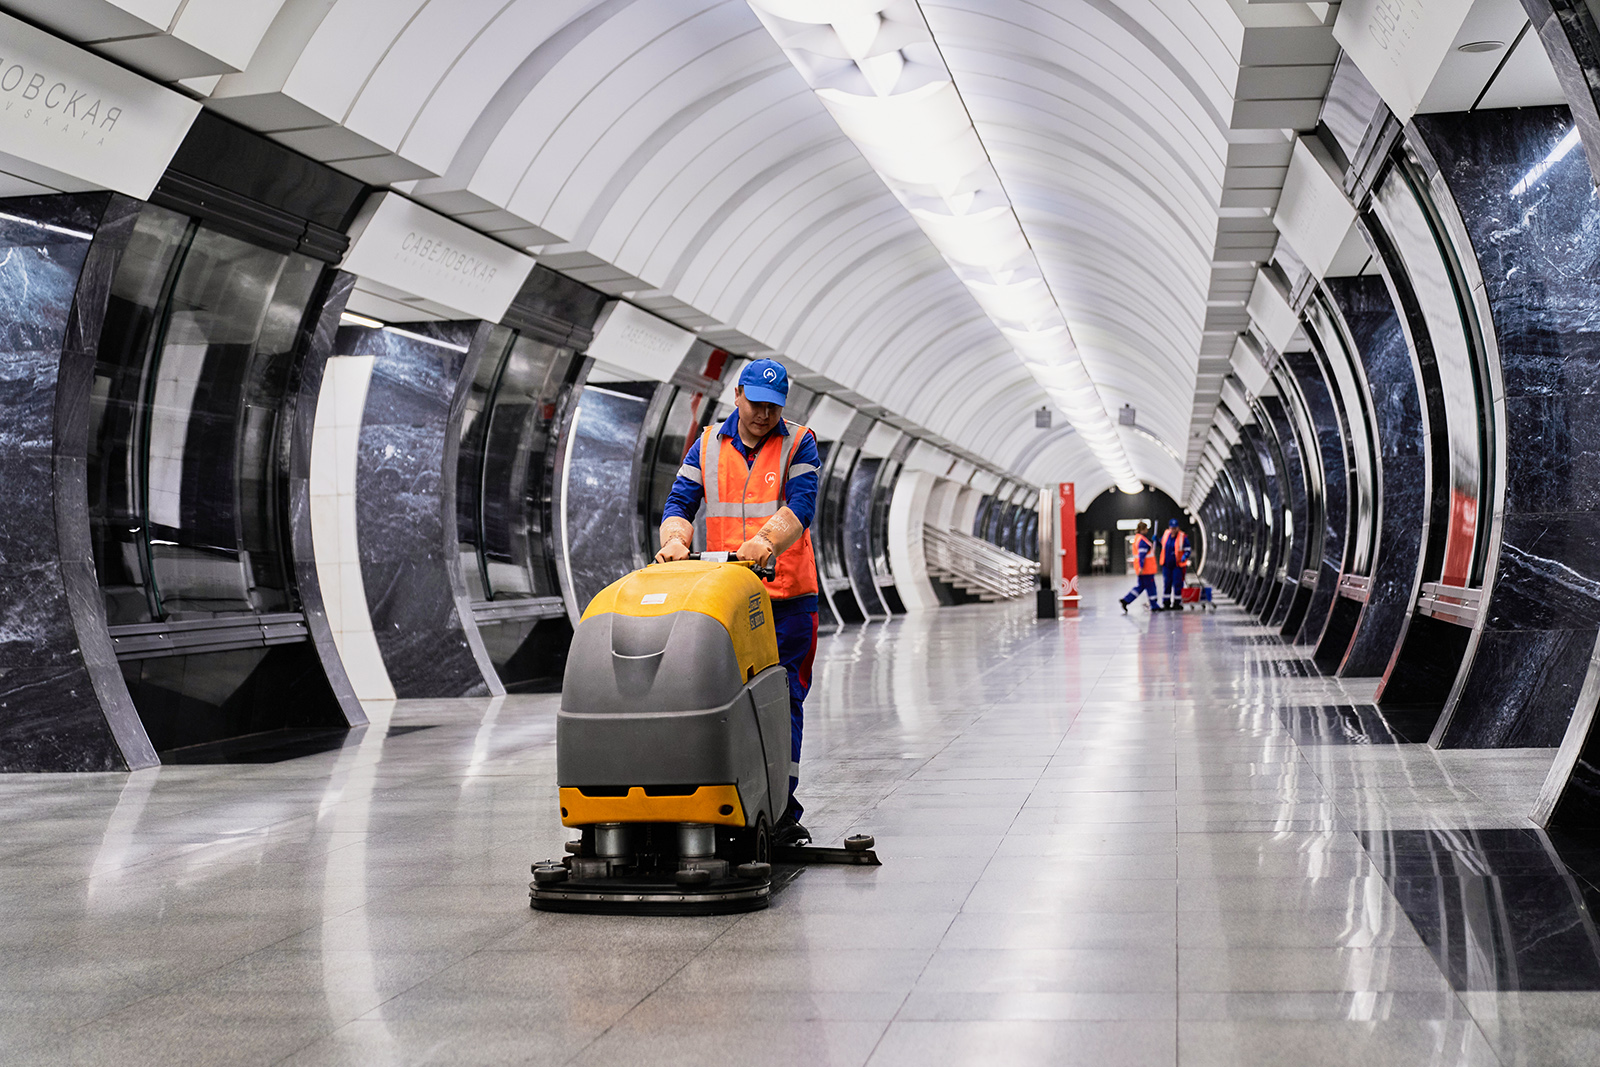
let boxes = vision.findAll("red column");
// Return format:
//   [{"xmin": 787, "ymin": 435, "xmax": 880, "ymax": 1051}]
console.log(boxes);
[{"xmin": 1058, "ymin": 482, "xmax": 1079, "ymax": 607}]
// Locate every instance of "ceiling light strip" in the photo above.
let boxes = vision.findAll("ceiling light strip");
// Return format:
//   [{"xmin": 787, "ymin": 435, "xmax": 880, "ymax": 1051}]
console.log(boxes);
[{"xmin": 747, "ymin": 0, "xmax": 1141, "ymax": 492}]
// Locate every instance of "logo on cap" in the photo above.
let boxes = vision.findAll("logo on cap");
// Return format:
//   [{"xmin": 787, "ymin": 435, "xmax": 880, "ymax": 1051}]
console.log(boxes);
[{"xmin": 763, "ymin": 367, "xmax": 777, "ymax": 382}]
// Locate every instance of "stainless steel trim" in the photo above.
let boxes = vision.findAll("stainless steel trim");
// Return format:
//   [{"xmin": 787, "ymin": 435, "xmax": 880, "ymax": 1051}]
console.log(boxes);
[{"xmin": 107, "ymin": 612, "xmax": 309, "ymax": 660}]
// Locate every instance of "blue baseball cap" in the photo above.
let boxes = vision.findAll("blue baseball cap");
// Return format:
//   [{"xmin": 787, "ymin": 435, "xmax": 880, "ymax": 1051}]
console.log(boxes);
[
  {"xmin": 739, "ymin": 358, "xmax": 789, "ymax": 406},
  {"xmin": 1169, "ymin": 518, "xmax": 1179, "ymax": 527}
]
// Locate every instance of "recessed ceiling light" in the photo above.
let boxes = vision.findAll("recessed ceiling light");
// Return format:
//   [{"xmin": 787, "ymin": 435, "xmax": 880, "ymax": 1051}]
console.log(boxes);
[{"xmin": 1458, "ymin": 40, "xmax": 1505, "ymax": 53}]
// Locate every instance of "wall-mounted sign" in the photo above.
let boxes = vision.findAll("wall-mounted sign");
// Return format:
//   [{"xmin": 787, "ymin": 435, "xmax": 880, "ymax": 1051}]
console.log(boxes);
[
  {"xmin": 342, "ymin": 192, "xmax": 535, "ymax": 322},
  {"xmin": 1230, "ymin": 334, "xmax": 1272, "ymax": 398},
  {"xmin": 1333, "ymin": 0, "xmax": 1474, "ymax": 122},
  {"xmin": 860, "ymin": 421, "xmax": 903, "ymax": 458},
  {"xmin": 0, "ymin": 13, "xmax": 201, "ymax": 199},
  {"xmin": 584, "ymin": 300, "xmax": 697, "ymax": 383},
  {"xmin": 1246, "ymin": 270, "xmax": 1299, "ymax": 355},
  {"xmin": 1275, "ymin": 137, "xmax": 1363, "ymax": 280}
]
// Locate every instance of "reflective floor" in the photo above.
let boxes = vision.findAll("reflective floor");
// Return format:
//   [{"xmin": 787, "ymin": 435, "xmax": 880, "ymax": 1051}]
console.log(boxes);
[{"xmin": 4, "ymin": 576, "xmax": 1599, "ymax": 1065}]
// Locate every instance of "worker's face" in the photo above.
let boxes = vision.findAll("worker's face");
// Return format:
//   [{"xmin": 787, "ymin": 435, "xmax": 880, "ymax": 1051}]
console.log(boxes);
[{"xmin": 735, "ymin": 387, "xmax": 782, "ymax": 438}]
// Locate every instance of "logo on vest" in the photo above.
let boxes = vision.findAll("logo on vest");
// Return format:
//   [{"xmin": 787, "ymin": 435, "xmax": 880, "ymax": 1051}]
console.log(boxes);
[{"xmin": 765, "ymin": 472, "xmax": 777, "ymax": 486}]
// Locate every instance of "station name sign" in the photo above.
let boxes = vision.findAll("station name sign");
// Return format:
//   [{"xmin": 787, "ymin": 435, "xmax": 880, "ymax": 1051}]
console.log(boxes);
[
  {"xmin": 586, "ymin": 300, "xmax": 696, "ymax": 383},
  {"xmin": 342, "ymin": 192, "xmax": 536, "ymax": 323},
  {"xmin": 0, "ymin": 12, "xmax": 200, "ymax": 199},
  {"xmin": 1333, "ymin": 0, "xmax": 1473, "ymax": 121}
]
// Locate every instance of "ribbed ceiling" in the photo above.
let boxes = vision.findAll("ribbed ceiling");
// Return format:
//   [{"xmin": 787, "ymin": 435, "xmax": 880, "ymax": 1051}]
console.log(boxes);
[{"xmin": 18, "ymin": 0, "xmax": 1343, "ymax": 501}]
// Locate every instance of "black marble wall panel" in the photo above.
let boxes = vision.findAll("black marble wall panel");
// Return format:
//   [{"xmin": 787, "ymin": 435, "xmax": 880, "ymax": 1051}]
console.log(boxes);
[
  {"xmin": 1324, "ymin": 277, "xmax": 1429, "ymax": 677},
  {"xmin": 285, "ymin": 272, "xmax": 365, "ymax": 726},
  {"xmin": 350, "ymin": 321, "xmax": 502, "ymax": 699},
  {"xmin": 1258, "ymin": 394, "xmax": 1311, "ymax": 631},
  {"xmin": 1413, "ymin": 108, "xmax": 1600, "ymax": 749},
  {"xmin": 1282, "ymin": 347, "xmax": 1348, "ymax": 647},
  {"xmin": 0, "ymin": 194, "xmax": 155, "ymax": 771}
]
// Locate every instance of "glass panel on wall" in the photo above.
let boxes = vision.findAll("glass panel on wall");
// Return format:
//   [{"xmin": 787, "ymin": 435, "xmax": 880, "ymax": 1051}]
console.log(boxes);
[
  {"xmin": 89, "ymin": 205, "xmax": 322, "ymax": 625},
  {"xmin": 817, "ymin": 443, "xmax": 857, "ymax": 583},
  {"xmin": 868, "ymin": 457, "xmax": 900, "ymax": 579},
  {"xmin": 1372, "ymin": 157, "xmax": 1495, "ymax": 587},
  {"xmin": 1305, "ymin": 292, "xmax": 1379, "ymax": 577},
  {"xmin": 641, "ymin": 384, "xmax": 720, "ymax": 536},
  {"xmin": 456, "ymin": 328, "xmax": 578, "ymax": 603}
]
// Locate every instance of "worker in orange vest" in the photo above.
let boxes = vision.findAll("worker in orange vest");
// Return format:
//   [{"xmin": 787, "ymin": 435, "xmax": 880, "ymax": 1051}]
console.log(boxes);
[
  {"xmin": 656, "ymin": 358, "xmax": 822, "ymax": 847},
  {"xmin": 1158, "ymin": 519, "xmax": 1190, "ymax": 610},
  {"xmin": 1120, "ymin": 521, "xmax": 1161, "ymax": 612}
]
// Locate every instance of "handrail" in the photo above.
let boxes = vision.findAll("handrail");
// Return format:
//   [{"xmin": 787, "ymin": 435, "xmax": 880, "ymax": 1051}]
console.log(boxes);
[
  {"xmin": 1417, "ymin": 581, "xmax": 1482, "ymax": 628},
  {"xmin": 922, "ymin": 525, "xmax": 1036, "ymax": 602}
]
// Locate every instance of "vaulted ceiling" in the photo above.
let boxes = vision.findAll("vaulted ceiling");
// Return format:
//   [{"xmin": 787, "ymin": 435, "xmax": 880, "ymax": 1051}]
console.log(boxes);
[{"xmin": 10, "ymin": 0, "xmax": 1353, "ymax": 501}]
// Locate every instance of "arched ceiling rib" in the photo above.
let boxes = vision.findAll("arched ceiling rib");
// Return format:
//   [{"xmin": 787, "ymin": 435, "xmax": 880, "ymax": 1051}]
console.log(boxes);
[{"xmin": 34, "ymin": 0, "xmax": 1339, "ymax": 493}]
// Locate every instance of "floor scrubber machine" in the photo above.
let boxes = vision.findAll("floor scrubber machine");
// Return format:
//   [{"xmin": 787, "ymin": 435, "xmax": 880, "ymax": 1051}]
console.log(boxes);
[{"xmin": 530, "ymin": 553, "xmax": 878, "ymax": 915}]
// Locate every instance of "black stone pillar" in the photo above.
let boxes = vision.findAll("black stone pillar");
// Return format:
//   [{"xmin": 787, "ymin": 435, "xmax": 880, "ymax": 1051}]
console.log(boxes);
[
  {"xmin": 0, "ymin": 195, "xmax": 155, "ymax": 770},
  {"xmin": 1323, "ymin": 277, "xmax": 1428, "ymax": 678},
  {"xmin": 1281, "ymin": 347, "xmax": 1348, "ymax": 647},
  {"xmin": 1257, "ymin": 393, "xmax": 1312, "ymax": 631},
  {"xmin": 1414, "ymin": 108, "xmax": 1600, "ymax": 748}
]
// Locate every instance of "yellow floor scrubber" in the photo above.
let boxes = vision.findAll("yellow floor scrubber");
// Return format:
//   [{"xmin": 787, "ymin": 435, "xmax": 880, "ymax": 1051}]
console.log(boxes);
[{"xmin": 530, "ymin": 553, "xmax": 878, "ymax": 915}]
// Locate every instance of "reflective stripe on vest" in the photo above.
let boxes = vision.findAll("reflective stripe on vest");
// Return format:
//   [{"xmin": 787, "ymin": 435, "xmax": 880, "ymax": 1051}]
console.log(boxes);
[{"xmin": 701, "ymin": 421, "xmax": 819, "ymax": 600}]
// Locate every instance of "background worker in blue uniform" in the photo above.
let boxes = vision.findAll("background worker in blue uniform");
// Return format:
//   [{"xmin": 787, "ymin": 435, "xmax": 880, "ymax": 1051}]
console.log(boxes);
[
  {"xmin": 655, "ymin": 358, "xmax": 823, "ymax": 847},
  {"xmin": 1159, "ymin": 519, "xmax": 1190, "ymax": 609},
  {"xmin": 1120, "ymin": 521, "xmax": 1161, "ymax": 612}
]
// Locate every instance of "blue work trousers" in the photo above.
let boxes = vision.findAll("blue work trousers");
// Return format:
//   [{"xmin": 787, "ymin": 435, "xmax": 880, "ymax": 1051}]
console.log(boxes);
[
  {"xmin": 1122, "ymin": 573, "xmax": 1159, "ymax": 607},
  {"xmin": 774, "ymin": 609, "xmax": 818, "ymax": 820},
  {"xmin": 1161, "ymin": 564, "xmax": 1184, "ymax": 607}
]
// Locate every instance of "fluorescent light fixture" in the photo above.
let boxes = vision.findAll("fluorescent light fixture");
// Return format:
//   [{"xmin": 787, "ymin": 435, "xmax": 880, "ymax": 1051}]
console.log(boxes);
[
  {"xmin": 340, "ymin": 311, "xmax": 385, "ymax": 329},
  {"xmin": 1511, "ymin": 126, "xmax": 1582, "ymax": 197},
  {"xmin": 747, "ymin": 0, "xmax": 1140, "ymax": 493}
]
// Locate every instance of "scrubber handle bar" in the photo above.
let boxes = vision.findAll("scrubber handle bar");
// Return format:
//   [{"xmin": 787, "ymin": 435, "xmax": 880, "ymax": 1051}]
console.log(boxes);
[{"xmin": 685, "ymin": 551, "xmax": 776, "ymax": 582}]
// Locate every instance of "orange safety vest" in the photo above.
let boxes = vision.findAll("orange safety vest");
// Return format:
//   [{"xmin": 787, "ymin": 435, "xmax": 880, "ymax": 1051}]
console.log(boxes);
[
  {"xmin": 1159, "ymin": 528, "xmax": 1188, "ymax": 567},
  {"xmin": 1134, "ymin": 533, "xmax": 1158, "ymax": 576},
  {"xmin": 700, "ymin": 422, "xmax": 819, "ymax": 601}
]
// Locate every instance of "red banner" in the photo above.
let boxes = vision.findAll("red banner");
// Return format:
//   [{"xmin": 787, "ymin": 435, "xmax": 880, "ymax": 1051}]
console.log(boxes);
[{"xmin": 1059, "ymin": 483, "xmax": 1079, "ymax": 604}]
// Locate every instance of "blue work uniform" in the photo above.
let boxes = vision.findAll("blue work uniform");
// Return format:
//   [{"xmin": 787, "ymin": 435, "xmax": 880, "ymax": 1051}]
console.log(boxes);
[
  {"xmin": 662, "ymin": 411, "xmax": 822, "ymax": 820},
  {"xmin": 1159, "ymin": 528, "xmax": 1189, "ymax": 608}
]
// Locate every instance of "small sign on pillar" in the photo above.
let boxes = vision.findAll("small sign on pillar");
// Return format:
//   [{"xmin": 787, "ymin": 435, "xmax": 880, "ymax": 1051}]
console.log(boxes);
[{"xmin": 1059, "ymin": 483, "xmax": 1079, "ymax": 606}]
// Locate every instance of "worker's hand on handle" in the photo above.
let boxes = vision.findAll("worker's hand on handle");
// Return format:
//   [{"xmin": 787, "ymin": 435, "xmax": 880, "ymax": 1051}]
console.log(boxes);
[
  {"xmin": 655, "ymin": 516, "xmax": 694, "ymax": 564},
  {"xmin": 735, "ymin": 535, "xmax": 775, "ymax": 569},
  {"xmin": 654, "ymin": 540, "xmax": 690, "ymax": 564}
]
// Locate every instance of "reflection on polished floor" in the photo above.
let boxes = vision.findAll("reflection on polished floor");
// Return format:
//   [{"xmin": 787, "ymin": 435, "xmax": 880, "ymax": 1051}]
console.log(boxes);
[{"xmin": 4, "ymin": 576, "xmax": 1598, "ymax": 1066}]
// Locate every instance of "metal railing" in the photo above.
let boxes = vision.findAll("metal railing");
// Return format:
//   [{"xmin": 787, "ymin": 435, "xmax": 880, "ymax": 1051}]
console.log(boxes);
[
  {"xmin": 922, "ymin": 525, "xmax": 1037, "ymax": 602},
  {"xmin": 1417, "ymin": 582, "xmax": 1482, "ymax": 627}
]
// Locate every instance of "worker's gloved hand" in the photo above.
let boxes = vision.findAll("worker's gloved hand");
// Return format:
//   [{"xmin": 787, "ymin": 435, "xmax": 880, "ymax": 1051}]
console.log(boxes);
[
  {"xmin": 654, "ymin": 539, "xmax": 691, "ymax": 564},
  {"xmin": 736, "ymin": 536, "xmax": 774, "ymax": 567}
]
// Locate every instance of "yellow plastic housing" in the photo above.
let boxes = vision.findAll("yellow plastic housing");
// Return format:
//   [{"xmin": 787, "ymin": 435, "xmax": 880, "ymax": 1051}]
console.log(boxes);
[
  {"xmin": 559, "ymin": 785, "xmax": 746, "ymax": 827},
  {"xmin": 580, "ymin": 561, "xmax": 778, "ymax": 681}
]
